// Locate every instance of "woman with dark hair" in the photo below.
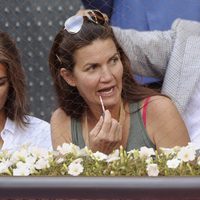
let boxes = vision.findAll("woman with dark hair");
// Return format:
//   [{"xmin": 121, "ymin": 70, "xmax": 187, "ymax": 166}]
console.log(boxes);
[
  {"xmin": 49, "ymin": 10, "xmax": 189, "ymax": 154},
  {"xmin": 0, "ymin": 32, "xmax": 52, "ymax": 150}
]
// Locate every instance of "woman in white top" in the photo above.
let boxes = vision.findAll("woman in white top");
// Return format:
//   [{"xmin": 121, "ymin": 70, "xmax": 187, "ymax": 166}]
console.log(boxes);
[{"xmin": 0, "ymin": 31, "xmax": 52, "ymax": 150}]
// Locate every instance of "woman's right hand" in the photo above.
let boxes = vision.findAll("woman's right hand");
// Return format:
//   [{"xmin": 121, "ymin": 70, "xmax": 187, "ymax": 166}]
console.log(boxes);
[
  {"xmin": 88, "ymin": 110, "xmax": 122, "ymax": 154},
  {"xmin": 76, "ymin": 9, "xmax": 109, "ymax": 22},
  {"xmin": 76, "ymin": 8, "xmax": 89, "ymax": 16}
]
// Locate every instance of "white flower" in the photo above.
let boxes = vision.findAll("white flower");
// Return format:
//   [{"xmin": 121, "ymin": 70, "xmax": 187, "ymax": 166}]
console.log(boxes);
[
  {"xmin": 187, "ymin": 142, "xmax": 198, "ymax": 151},
  {"xmin": 106, "ymin": 149, "xmax": 120, "ymax": 163},
  {"xmin": 57, "ymin": 143, "xmax": 81, "ymax": 156},
  {"xmin": 177, "ymin": 146, "xmax": 196, "ymax": 162},
  {"xmin": 56, "ymin": 157, "xmax": 65, "ymax": 164},
  {"xmin": 79, "ymin": 147, "xmax": 90, "ymax": 157},
  {"xmin": 57, "ymin": 143, "xmax": 73, "ymax": 155},
  {"xmin": 68, "ymin": 162, "xmax": 84, "ymax": 176},
  {"xmin": 127, "ymin": 149, "xmax": 137, "ymax": 155},
  {"xmin": 160, "ymin": 147, "xmax": 175, "ymax": 156},
  {"xmin": 139, "ymin": 147, "xmax": 155, "ymax": 159},
  {"xmin": 13, "ymin": 167, "xmax": 30, "ymax": 176},
  {"xmin": 167, "ymin": 158, "xmax": 181, "ymax": 169},
  {"xmin": 29, "ymin": 147, "xmax": 50, "ymax": 159},
  {"xmin": 35, "ymin": 158, "xmax": 50, "ymax": 170},
  {"xmin": 0, "ymin": 150, "xmax": 11, "ymax": 161},
  {"xmin": 145, "ymin": 157, "xmax": 153, "ymax": 164},
  {"xmin": 197, "ymin": 157, "xmax": 200, "ymax": 166},
  {"xmin": 13, "ymin": 162, "xmax": 31, "ymax": 176},
  {"xmin": 15, "ymin": 160, "xmax": 36, "ymax": 175},
  {"xmin": 0, "ymin": 160, "xmax": 12, "ymax": 174},
  {"xmin": 25, "ymin": 156, "xmax": 37, "ymax": 165},
  {"xmin": 10, "ymin": 149, "xmax": 29, "ymax": 163},
  {"xmin": 93, "ymin": 151, "xmax": 108, "ymax": 161},
  {"xmin": 127, "ymin": 149, "xmax": 140, "ymax": 159},
  {"xmin": 146, "ymin": 163, "xmax": 159, "ymax": 176},
  {"xmin": 71, "ymin": 158, "xmax": 83, "ymax": 164}
]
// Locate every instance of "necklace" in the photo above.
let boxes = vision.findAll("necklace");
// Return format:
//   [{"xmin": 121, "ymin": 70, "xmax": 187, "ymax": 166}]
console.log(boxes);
[{"xmin": 82, "ymin": 101, "xmax": 126, "ymax": 146}]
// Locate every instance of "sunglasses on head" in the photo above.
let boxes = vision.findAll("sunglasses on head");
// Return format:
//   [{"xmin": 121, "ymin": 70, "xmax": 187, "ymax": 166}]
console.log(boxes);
[{"xmin": 64, "ymin": 10, "xmax": 108, "ymax": 34}]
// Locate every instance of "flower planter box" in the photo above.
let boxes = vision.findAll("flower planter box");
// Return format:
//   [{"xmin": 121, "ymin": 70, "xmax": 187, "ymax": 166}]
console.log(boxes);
[{"xmin": 0, "ymin": 177, "xmax": 200, "ymax": 199}]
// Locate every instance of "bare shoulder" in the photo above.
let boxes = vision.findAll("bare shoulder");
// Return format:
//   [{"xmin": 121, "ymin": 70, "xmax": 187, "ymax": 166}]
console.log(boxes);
[
  {"xmin": 145, "ymin": 95, "xmax": 190, "ymax": 148},
  {"xmin": 50, "ymin": 108, "xmax": 72, "ymax": 149},
  {"xmin": 145, "ymin": 95, "xmax": 181, "ymax": 126},
  {"xmin": 51, "ymin": 108, "xmax": 70, "ymax": 123},
  {"xmin": 146, "ymin": 95, "xmax": 176, "ymax": 115}
]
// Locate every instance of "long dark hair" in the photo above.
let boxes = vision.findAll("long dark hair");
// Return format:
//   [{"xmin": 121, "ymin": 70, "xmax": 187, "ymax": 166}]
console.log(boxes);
[
  {"xmin": 49, "ymin": 20, "xmax": 160, "ymax": 119},
  {"xmin": 0, "ymin": 32, "xmax": 28, "ymax": 127}
]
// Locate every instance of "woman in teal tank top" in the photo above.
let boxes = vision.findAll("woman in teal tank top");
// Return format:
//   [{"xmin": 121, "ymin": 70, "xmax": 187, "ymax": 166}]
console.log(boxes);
[{"xmin": 49, "ymin": 10, "xmax": 190, "ymax": 154}]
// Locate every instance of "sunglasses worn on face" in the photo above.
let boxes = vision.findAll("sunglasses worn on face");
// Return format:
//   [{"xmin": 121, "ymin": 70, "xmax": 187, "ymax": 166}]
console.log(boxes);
[{"xmin": 64, "ymin": 10, "xmax": 108, "ymax": 34}]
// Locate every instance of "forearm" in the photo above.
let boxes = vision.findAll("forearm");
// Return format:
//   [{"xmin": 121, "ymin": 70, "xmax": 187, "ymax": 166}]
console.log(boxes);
[{"xmin": 113, "ymin": 27, "xmax": 175, "ymax": 78}]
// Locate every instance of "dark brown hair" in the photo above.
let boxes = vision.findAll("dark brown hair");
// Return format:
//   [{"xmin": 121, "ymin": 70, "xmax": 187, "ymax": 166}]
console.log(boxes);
[
  {"xmin": 49, "ymin": 20, "xmax": 160, "ymax": 119},
  {"xmin": 0, "ymin": 31, "xmax": 28, "ymax": 127}
]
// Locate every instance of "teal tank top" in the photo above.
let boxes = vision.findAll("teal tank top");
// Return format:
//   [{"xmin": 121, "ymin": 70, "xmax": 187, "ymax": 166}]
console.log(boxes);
[{"xmin": 71, "ymin": 102, "xmax": 156, "ymax": 151}]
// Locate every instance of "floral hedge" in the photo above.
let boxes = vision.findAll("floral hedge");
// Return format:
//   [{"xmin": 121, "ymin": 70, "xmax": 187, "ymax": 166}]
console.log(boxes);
[{"xmin": 0, "ymin": 143, "xmax": 200, "ymax": 176}]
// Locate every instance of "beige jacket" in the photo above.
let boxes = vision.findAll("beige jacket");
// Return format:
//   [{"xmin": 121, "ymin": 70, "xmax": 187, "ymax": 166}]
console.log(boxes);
[{"xmin": 113, "ymin": 19, "xmax": 200, "ymax": 114}]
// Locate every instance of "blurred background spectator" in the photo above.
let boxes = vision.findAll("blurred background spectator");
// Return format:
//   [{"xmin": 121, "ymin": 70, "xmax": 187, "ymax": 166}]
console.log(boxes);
[
  {"xmin": 0, "ymin": 1, "xmax": 82, "ymax": 121},
  {"xmin": 81, "ymin": 0, "xmax": 200, "ymax": 86}
]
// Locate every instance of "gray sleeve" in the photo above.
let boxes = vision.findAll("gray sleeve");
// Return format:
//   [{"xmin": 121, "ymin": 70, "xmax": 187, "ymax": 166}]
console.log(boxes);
[{"xmin": 112, "ymin": 27, "xmax": 175, "ymax": 79}]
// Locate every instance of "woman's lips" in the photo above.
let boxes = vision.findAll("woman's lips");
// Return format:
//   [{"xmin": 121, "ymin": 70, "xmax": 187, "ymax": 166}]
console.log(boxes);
[{"xmin": 97, "ymin": 86, "xmax": 115, "ymax": 97}]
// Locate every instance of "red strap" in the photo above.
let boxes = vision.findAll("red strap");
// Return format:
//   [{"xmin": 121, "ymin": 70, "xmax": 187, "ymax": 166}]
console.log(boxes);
[{"xmin": 142, "ymin": 97, "xmax": 151, "ymax": 128}]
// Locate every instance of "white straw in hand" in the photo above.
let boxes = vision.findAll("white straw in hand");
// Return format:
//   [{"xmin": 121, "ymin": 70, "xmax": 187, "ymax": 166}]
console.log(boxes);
[{"xmin": 99, "ymin": 96, "xmax": 105, "ymax": 115}]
